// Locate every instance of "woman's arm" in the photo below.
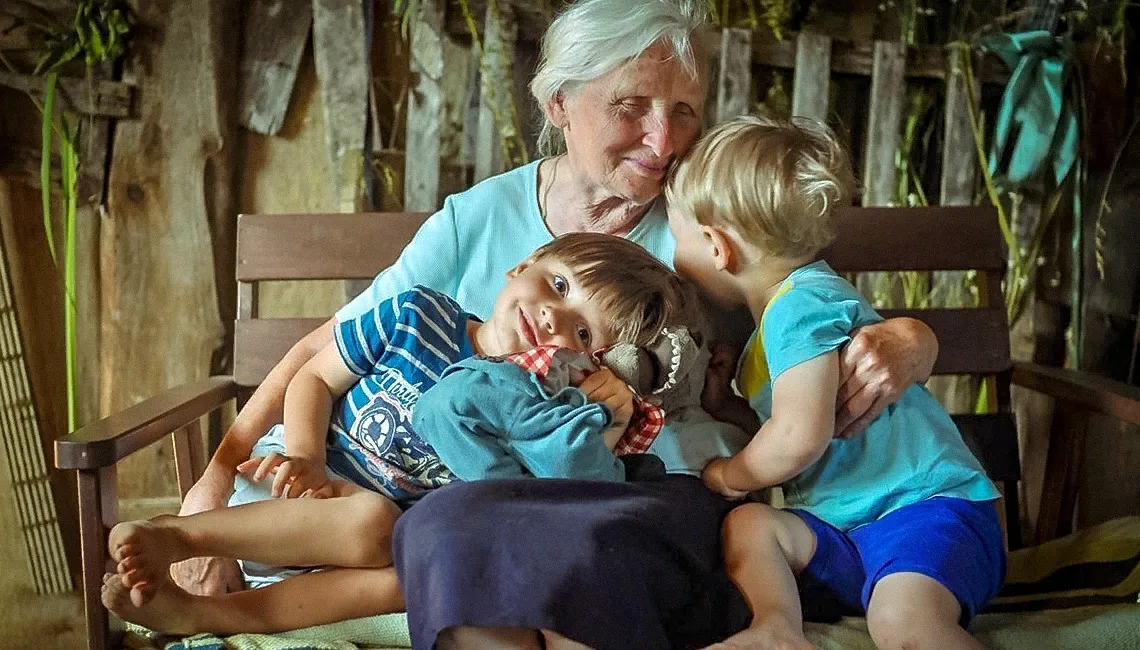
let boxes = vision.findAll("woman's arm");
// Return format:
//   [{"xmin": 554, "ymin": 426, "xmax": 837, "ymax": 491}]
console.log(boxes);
[
  {"xmin": 703, "ymin": 351, "xmax": 838, "ymax": 495},
  {"xmin": 835, "ymin": 316, "xmax": 937, "ymax": 439},
  {"xmin": 172, "ymin": 317, "xmax": 336, "ymax": 595}
]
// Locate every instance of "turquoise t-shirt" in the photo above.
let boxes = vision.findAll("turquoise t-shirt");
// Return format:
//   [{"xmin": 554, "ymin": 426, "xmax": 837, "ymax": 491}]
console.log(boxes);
[
  {"xmin": 337, "ymin": 160, "xmax": 751, "ymax": 474},
  {"xmin": 737, "ymin": 261, "xmax": 999, "ymax": 531}
]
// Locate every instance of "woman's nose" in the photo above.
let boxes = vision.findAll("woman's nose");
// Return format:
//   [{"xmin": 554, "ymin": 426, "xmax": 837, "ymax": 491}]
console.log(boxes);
[{"xmin": 644, "ymin": 111, "xmax": 674, "ymax": 158}]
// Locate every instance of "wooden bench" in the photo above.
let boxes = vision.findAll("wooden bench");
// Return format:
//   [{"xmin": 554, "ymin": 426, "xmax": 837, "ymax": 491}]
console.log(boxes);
[{"xmin": 55, "ymin": 206, "xmax": 1140, "ymax": 650}]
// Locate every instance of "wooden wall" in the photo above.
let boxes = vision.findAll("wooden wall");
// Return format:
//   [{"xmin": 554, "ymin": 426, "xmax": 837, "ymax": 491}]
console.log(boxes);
[{"xmin": 1, "ymin": 1, "xmax": 1137, "ymax": 569}]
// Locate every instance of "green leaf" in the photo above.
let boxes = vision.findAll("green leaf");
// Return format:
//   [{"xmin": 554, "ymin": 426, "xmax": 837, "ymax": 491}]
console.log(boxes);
[{"xmin": 40, "ymin": 72, "xmax": 58, "ymax": 264}]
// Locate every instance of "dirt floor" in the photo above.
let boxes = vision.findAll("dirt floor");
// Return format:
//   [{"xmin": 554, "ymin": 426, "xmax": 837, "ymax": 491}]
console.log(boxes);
[{"xmin": 0, "ymin": 461, "xmax": 87, "ymax": 650}]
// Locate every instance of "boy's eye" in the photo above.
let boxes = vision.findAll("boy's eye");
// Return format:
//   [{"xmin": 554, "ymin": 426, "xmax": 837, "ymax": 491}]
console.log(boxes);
[
  {"xmin": 552, "ymin": 275, "xmax": 569, "ymax": 296},
  {"xmin": 577, "ymin": 326, "xmax": 592, "ymax": 347}
]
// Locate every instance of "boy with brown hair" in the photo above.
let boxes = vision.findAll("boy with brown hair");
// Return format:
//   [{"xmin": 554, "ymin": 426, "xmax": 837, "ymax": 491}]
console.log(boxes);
[
  {"xmin": 102, "ymin": 232, "xmax": 694, "ymax": 636},
  {"xmin": 664, "ymin": 115, "xmax": 1004, "ymax": 650}
]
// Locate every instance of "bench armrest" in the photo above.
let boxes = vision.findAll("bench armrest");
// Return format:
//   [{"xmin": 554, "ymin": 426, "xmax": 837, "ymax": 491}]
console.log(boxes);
[
  {"xmin": 1012, "ymin": 362, "xmax": 1140, "ymax": 426},
  {"xmin": 55, "ymin": 376, "xmax": 239, "ymax": 470}
]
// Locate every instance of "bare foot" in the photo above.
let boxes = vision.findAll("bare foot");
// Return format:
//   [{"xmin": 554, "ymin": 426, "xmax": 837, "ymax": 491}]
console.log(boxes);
[
  {"xmin": 108, "ymin": 518, "xmax": 193, "ymax": 605},
  {"xmin": 101, "ymin": 572, "xmax": 203, "ymax": 636},
  {"xmin": 702, "ymin": 622, "xmax": 815, "ymax": 650}
]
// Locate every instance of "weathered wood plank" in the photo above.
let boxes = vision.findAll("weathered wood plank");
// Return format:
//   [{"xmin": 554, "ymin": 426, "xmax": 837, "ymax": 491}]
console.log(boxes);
[
  {"xmin": 715, "ymin": 27, "xmax": 752, "ymax": 123},
  {"xmin": 862, "ymin": 41, "xmax": 906, "ymax": 207},
  {"xmin": 746, "ymin": 30, "xmax": 1010, "ymax": 83},
  {"xmin": 0, "ymin": 70, "xmax": 132, "ymax": 118},
  {"xmin": 927, "ymin": 45, "xmax": 983, "ymax": 415},
  {"xmin": 475, "ymin": 1, "xmax": 518, "ymax": 183},
  {"xmin": 239, "ymin": 0, "xmax": 312, "ymax": 136},
  {"xmin": 103, "ymin": 0, "xmax": 227, "ymax": 501},
  {"xmin": 313, "ymin": 0, "xmax": 369, "ymax": 214},
  {"xmin": 791, "ymin": 32, "xmax": 831, "ymax": 122},
  {"xmin": 404, "ymin": 0, "xmax": 445, "ymax": 211}
]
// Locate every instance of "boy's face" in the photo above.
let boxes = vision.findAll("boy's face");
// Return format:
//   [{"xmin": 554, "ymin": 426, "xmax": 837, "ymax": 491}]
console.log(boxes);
[
  {"xmin": 482, "ymin": 256, "xmax": 616, "ymax": 356},
  {"xmin": 666, "ymin": 207, "xmax": 740, "ymax": 307}
]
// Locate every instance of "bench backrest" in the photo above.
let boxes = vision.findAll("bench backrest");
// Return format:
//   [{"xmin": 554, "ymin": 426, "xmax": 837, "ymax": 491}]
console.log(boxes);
[{"xmin": 233, "ymin": 206, "xmax": 1020, "ymax": 545}]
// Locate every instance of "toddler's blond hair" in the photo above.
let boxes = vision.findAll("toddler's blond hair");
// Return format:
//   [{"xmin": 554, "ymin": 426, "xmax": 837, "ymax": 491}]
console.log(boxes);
[{"xmin": 666, "ymin": 114, "xmax": 855, "ymax": 260}]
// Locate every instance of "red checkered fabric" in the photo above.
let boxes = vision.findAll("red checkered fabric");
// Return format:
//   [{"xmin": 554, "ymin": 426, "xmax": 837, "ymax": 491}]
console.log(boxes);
[{"xmin": 504, "ymin": 346, "xmax": 665, "ymax": 456}]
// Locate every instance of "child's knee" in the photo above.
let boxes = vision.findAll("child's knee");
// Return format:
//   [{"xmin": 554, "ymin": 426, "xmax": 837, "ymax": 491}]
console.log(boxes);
[
  {"xmin": 866, "ymin": 573, "xmax": 963, "ymax": 646},
  {"xmin": 343, "ymin": 493, "xmax": 402, "ymax": 566}
]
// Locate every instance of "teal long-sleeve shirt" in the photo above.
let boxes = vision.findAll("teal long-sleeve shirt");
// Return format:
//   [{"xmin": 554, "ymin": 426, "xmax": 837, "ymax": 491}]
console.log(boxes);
[{"xmin": 412, "ymin": 357, "xmax": 626, "ymax": 483}]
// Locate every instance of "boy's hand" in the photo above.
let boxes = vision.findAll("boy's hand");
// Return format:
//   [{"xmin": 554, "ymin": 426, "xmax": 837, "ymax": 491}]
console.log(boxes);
[
  {"xmin": 577, "ymin": 368, "xmax": 635, "ymax": 431},
  {"xmin": 702, "ymin": 457, "xmax": 750, "ymax": 499},
  {"xmin": 237, "ymin": 453, "xmax": 333, "ymax": 499}
]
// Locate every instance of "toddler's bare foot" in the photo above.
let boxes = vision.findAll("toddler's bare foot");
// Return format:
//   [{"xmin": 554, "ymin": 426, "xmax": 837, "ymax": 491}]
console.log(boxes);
[
  {"xmin": 108, "ymin": 517, "xmax": 193, "ymax": 605},
  {"xmin": 101, "ymin": 572, "xmax": 203, "ymax": 636},
  {"xmin": 702, "ymin": 620, "xmax": 815, "ymax": 650}
]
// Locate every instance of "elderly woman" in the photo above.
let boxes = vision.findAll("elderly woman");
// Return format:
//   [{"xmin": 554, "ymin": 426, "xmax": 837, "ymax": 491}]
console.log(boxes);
[{"xmin": 175, "ymin": 0, "xmax": 938, "ymax": 646}]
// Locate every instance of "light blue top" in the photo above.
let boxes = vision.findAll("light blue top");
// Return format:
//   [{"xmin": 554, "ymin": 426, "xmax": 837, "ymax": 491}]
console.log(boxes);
[
  {"xmin": 738, "ymin": 261, "xmax": 999, "ymax": 531},
  {"xmin": 337, "ymin": 160, "xmax": 751, "ymax": 474},
  {"xmin": 327, "ymin": 286, "xmax": 475, "ymax": 503}
]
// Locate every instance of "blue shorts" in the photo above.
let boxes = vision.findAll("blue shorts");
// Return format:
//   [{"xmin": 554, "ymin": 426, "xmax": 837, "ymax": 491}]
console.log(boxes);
[{"xmin": 791, "ymin": 497, "xmax": 1006, "ymax": 625}]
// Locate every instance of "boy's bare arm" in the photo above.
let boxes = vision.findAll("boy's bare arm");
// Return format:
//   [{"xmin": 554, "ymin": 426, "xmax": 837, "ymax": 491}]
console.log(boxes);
[
  {"xmin": 255, "ymin": 342, "xmax": 360, "ymax": 497},
  {"xmin": 705, "ymin": 351, "xmax": 839, "ymax": 494}
]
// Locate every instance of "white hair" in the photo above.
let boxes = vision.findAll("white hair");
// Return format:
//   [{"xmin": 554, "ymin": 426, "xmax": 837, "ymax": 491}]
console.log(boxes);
[{"xmin": 530, "ymin": 0, "xmax": 709, "ymax": 155}]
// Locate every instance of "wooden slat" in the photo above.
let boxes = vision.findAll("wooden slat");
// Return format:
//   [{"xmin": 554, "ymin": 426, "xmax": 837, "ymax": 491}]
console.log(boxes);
[
  {"xmin": 879, "ymin": 309, "xmax": 1011, "ymax": 376},
  {"xmin": 0, "ymin": 70, "xmax": 132, "ymax": 118},
  {"xmin": 1036, "ymin": 406, "xmax": 1088, "ymax": 541},
  {"xmin": 474, "ymin": 0, "xmax": 519, "ymax": 183},
  {"xmin": 824, "ymin": 207, "xmax": 1004, "ymax": 272},
  {"xmin": 405, "ymin": 0, "xmax": 445, "ymax": 211},
  {"xmin": 235, "ymin": 212, "xmax": 429, "ymax": 281},
  {"xmin": 235, "ymin": 318, "xmax": 326, "ymax": 386},
  {"xmin": 791, "ymin": 32, "xmax": 831, "ymax": 122},
  {"xmin": 715, "ymin": 28, "xmax": 752, "ymax": 123},
  {"xmin": 313, "ymin": 0, "xmax": 369, "ymax": 213},
  {"xmin": 239, "ymin": 0, "xmax": 312, "ymax": 135},
  {"xmin": 171, "ymin": 419, "xmax": 205, "ymax": 500},
  {"xmin": 746, "ymin": 29, "xmax": 1010, "ymax": 83},
  {"xmin": 862, "ymin": 41, "xmax": 906, "ymax": 207}
]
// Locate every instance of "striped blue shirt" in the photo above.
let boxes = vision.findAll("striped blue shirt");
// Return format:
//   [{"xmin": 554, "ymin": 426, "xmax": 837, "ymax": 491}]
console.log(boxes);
[{"xmin": 326, "ymin": 286, "xmax": 476, "ymax": 504}]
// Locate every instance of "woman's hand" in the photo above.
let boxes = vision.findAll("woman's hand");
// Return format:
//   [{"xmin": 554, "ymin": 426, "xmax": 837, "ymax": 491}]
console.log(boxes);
[
  {"xmin": 701, "ymin": 343, "xmax": 760, "ymax": 433},
  {"xmin": 835, "ymin": 317, "xmax": 937, "ymax": 438},
  {"xmin": 702, "ymin": 457, "xmax": 750, "ymax": 499},
  {"xmin": 237, "ymin": 453, "xmax": 334, "ymax": 499}
]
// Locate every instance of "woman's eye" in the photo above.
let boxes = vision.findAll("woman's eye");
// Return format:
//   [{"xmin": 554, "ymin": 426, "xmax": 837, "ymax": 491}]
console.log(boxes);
[
  {"xmin": 552, "ymin": 275, "xmax": 568, "ymax": 296},
  {"xmin": 577, "ymin": 326, "xmax": 591, "ymax": 346}
]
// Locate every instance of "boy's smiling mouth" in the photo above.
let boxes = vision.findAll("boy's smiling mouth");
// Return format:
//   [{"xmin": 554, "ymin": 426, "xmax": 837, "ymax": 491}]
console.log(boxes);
[{"xmin": 518, "ymin": 309, "xmax": 539, "ymax": 347}]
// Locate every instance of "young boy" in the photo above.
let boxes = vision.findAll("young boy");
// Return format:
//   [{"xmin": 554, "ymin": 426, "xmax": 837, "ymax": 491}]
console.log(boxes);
[
  {"xmin": 663, "ymin": 115, "xmax": 1004, "ymax": 650},
  {"xmin": 102, "ymin": 232, "xmax": 693, "ymax": 635}
]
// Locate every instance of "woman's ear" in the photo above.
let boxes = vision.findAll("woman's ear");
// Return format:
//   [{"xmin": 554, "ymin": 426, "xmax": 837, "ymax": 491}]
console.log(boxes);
[
  {"xmin": 702, "ymin": 226, "xmax": 739, "ymax": 274},
  {"xmin": 544, "ymin": 90, "xmax": 568, "ymax": 130}
]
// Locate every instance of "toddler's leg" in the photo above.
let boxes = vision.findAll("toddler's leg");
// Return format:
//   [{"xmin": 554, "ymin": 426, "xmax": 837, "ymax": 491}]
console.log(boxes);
[
  {"xmin": 704, "ymin": 503, "xmax": 815, "ymax": 650},
  {"xmin": 111, "ymin": 485, "xmax": 400, "ymax": 605},
  {"xmin": 866, "ymin": 572, "xmax": 985, "ymax": 650},
  {"xmin": 102, "ymin": 564, "xmax": 404, "ymax": 636}
]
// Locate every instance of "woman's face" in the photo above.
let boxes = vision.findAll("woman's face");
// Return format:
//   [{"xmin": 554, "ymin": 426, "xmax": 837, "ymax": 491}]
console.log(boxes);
[{"xmin": 552, "ymin": 41, "xmax": 705, "ymax": 205}]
